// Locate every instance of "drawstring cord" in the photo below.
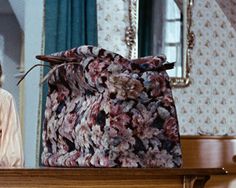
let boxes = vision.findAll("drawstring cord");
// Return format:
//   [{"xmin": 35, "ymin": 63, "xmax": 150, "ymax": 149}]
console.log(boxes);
[
  {"xmin": 17, "ymin": 55, "xmax": 79, "ymax": 86},
  {"xmin": 40, "ymin": 62, "xmax": 81, "ymax": 84},
  {"xmin": 17, "ymin": 61, "xmax": 81, "ymax": 86},
  {"xmin": 17, "ymin": 64, "xmax": 52, "ymax": 86}
]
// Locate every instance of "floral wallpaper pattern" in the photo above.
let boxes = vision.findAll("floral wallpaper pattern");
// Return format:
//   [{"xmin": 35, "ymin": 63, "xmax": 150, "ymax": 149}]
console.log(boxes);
[
  {"xmin": 97, "ymin": 0, "xmax": 130, "ymax": 57},
  {"xmin": 97, "ymin": 0, "xmax": 236, "ymax": 136}
]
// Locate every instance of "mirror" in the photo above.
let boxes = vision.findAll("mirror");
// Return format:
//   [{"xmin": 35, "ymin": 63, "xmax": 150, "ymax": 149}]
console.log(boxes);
[{"xmin": 125, "ymin": 0, "xmax": 194, "ymax": 87}]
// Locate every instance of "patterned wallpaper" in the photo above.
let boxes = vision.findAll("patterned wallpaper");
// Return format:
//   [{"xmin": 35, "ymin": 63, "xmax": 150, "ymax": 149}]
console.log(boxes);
[
  {"xmin": 97, "ymin": 0, "xmax": 236, "ymax": 135},
  {"xmin": 97, "ymin": 0, "xmax": 130, "ymax": 57},
  {"xmin": 216, "ymin": 0, "xmax": 236, "ymax": 31}
]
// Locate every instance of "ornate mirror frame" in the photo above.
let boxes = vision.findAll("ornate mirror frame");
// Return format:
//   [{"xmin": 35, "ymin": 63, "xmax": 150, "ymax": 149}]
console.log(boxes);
[{"xmin": 125, "ymin": 0, "xmax": 195, "ymax": 87}]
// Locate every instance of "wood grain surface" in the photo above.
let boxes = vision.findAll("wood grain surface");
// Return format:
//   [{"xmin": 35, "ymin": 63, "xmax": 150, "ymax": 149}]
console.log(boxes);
[
  {"xmin": 181, "ymin": 136, "xmax": 236, "ymax": 188},
  {"xmin": 0, "ymin": 168, "xmax": 226, "ymax": 188}
]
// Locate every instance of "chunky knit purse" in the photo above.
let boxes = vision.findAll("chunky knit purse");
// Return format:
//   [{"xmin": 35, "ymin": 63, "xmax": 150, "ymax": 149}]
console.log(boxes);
[{"xmin": 36, "ymin": 45, "xmax": 182, "ymax": 167}]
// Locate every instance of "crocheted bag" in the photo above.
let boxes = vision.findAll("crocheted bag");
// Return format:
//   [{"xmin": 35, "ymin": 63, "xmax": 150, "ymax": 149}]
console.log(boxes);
[{"xmin": 37, "ymin": 45, "xmax": 182, "ymax": 167}]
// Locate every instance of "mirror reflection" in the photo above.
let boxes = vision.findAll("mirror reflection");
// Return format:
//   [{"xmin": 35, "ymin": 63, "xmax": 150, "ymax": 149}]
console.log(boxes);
[
  {"xmin": 127, "ymin": 0, "xmax": 193, "ymax": 87},
  {"xmin": 138, "ymin": 0, "xmax": 183, "ymax": 78}
]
